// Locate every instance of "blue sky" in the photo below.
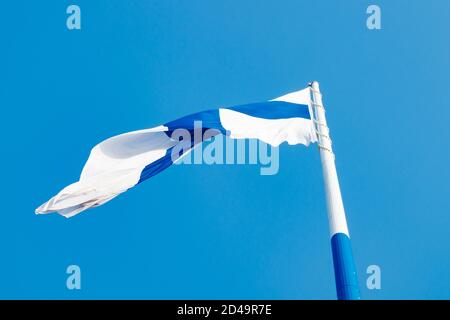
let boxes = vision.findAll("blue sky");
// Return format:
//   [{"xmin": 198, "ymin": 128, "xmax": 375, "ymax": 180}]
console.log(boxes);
[{"xmin": 1, "ymin": 0, "xmax": 449, "ymax": 299}]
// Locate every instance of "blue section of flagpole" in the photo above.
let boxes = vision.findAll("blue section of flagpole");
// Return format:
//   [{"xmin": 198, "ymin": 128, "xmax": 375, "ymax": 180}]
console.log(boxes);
[{"xmin": 331, "ymin": 233, "xmax": 361, "ymax": 300}]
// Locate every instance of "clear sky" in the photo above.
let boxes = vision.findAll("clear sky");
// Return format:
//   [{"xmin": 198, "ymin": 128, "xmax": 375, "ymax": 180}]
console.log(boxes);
[{"xmin": 1, "ymin": 0, "xmax": 449, "ymax": 299}]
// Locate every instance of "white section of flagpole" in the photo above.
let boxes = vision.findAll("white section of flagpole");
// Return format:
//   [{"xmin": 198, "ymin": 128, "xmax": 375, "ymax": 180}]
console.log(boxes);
[
  {"xmin": 310, "ymin": 81, "xmax": 360, "ymax": 300},
  {"xmin": 310, "ymin": 82, "xmax": 349, "ymax": 237}
]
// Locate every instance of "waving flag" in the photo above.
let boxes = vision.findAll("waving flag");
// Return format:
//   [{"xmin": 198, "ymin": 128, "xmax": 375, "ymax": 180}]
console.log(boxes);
[{"xmin": 36, "ymin": 87, "xmax": 317, "ymax": 217}]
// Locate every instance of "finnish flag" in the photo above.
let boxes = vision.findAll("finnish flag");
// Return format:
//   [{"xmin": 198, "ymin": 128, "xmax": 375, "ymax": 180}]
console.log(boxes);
[{"xmin": 36, "ymin": 87, "xmax": 317, "ymax": 217}]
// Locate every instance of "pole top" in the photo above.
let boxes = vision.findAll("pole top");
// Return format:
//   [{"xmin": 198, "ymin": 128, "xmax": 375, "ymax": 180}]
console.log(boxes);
[{"xmin": 309, "ymin": 81, "xmax": 320, "ymax": 91}]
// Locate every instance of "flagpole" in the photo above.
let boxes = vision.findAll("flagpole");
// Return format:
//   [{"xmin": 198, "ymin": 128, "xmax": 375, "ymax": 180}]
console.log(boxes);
[{"xmin": 309, "ymin": 81, "xmax": 361, "ymax": 300}]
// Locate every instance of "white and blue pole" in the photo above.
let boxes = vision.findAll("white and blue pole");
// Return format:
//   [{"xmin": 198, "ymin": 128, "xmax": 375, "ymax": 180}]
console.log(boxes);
[{"xmin": 310, "ymin": 81, "xmax": 361, "ymax": 300}]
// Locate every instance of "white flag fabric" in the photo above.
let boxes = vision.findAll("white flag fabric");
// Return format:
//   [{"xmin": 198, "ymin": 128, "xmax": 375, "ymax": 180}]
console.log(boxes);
[{"xmin": 36, "ymin": 87, "xmax": 317, "ymax": 217}]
